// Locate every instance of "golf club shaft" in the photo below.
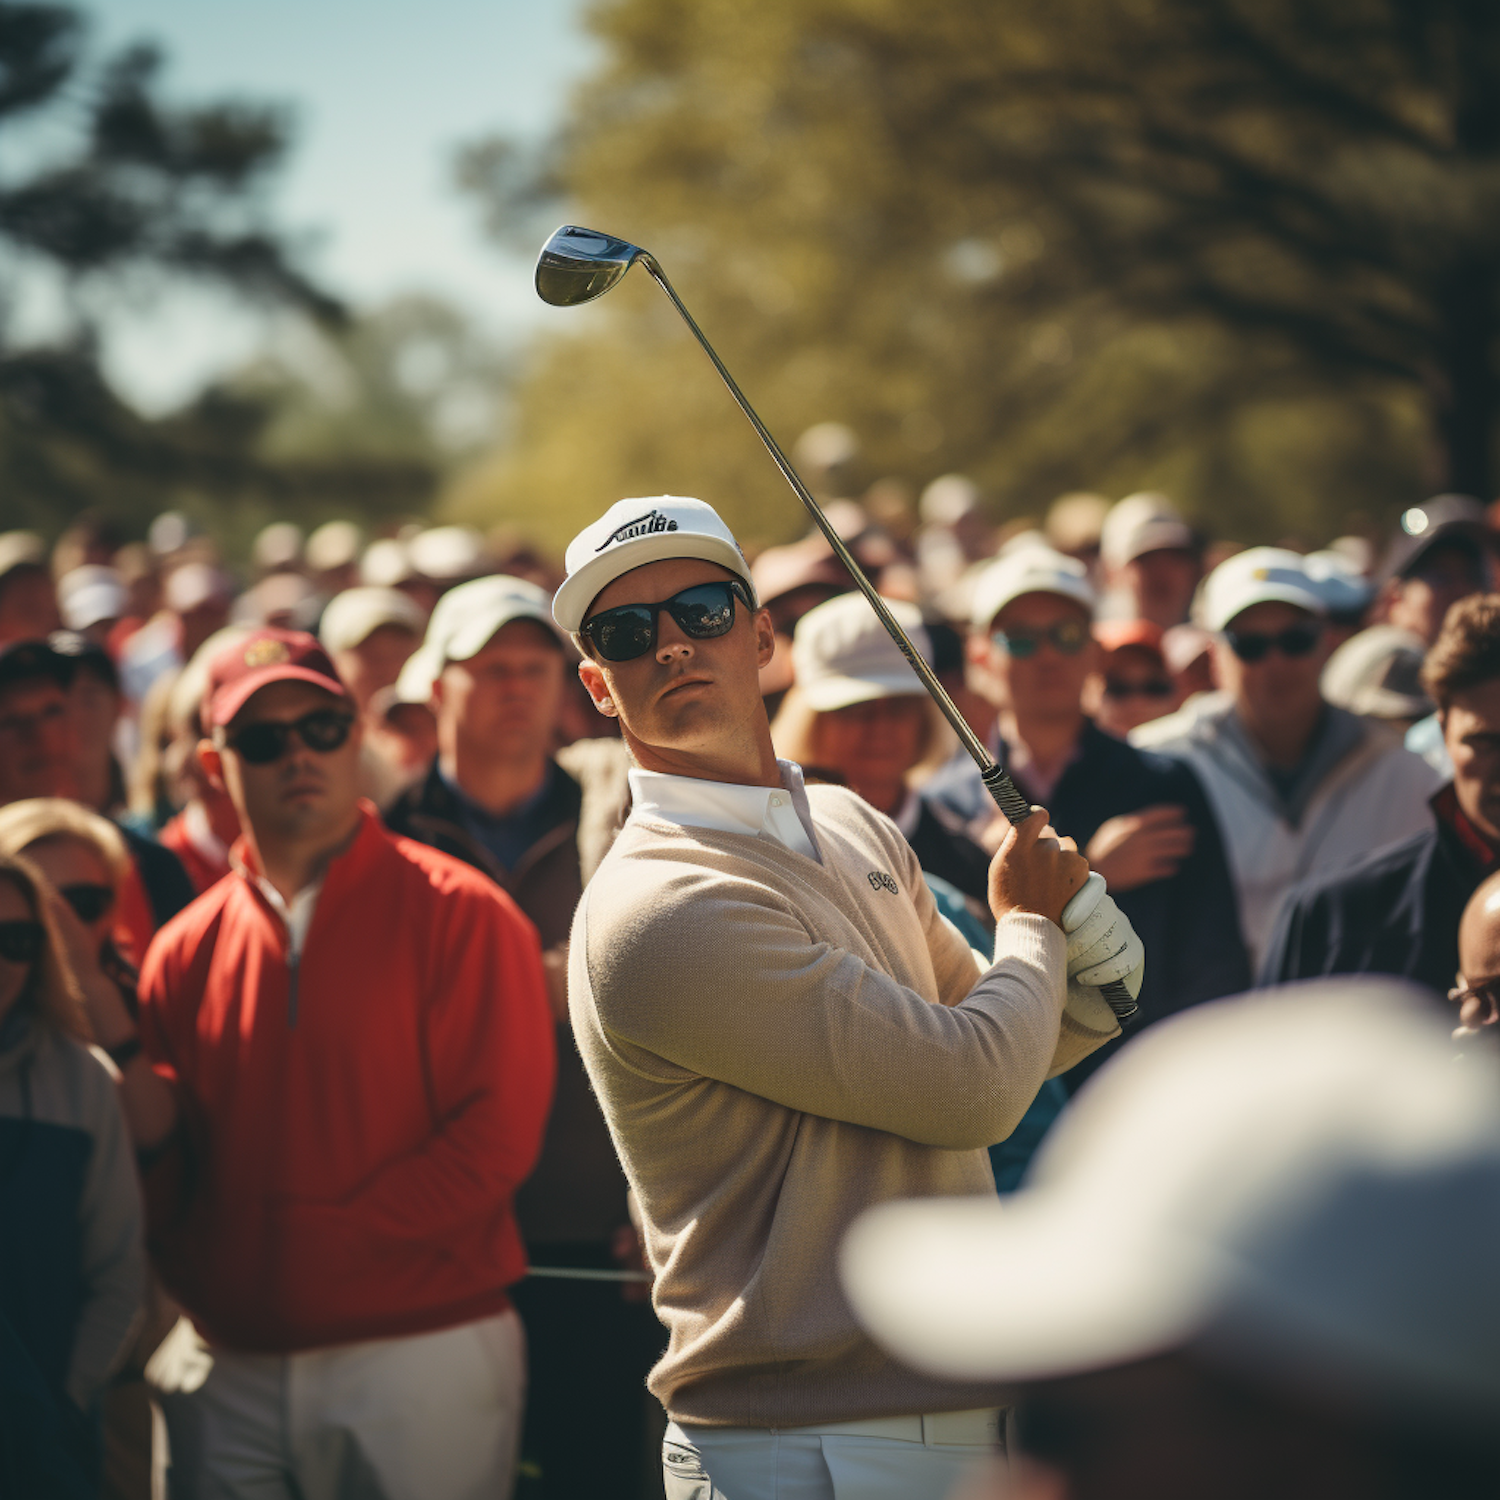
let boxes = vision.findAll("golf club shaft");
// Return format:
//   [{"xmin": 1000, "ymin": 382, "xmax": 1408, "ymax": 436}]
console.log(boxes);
[
  {"xmin": 642, "ymin": 256, "xmax": 1026, "ymax": 821},
  {"xmin": 640, "ymin": 256, "xmax": 1136, "ymax": 1021}
]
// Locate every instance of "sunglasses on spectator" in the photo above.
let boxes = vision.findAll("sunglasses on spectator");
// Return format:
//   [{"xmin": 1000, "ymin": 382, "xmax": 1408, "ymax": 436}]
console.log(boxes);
[
  {"xmin": 1102, "ymin": 678, "xmax": 1174, "ymax": 701},
  {"xmin": 224, "ymin": 709, "xmax": 356, "ymax": 766},
  {"xmin": 59, "ymin": 883, "xmax": 114, "ymax": 924},
  {"xmin": 991, "ymin": 619, "xmax": 1090, "ymax": 659},
  {"xmin": 0, "ymin": 919, "xmax": 43, "ymax": 966},
  {"xmin": 581, "ymin": 580, "xmax": 754, "ymax": 664},
  {"xmin": 1222, "ymin": 623, "xmax": 1323, "ymax": 663}
]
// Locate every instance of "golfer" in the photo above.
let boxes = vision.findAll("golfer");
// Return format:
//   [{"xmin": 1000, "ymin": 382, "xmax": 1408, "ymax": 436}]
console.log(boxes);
[{"xmin": 556, "ymin": 497, "xmax": 1141, "ymax": 1500}]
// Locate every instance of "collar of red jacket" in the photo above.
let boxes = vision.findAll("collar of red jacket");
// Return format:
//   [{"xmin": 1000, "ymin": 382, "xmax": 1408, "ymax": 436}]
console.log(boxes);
[
  {"xmin": 228, "ymin": 800, "xmax": 386, "ymax": 907},
  {"xmin": 1430, "ymin": 783, "xmax": 1500, "ymax": 874}
]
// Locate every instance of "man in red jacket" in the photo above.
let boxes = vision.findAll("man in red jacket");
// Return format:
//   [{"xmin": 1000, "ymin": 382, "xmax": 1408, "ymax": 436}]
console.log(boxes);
[{"xmin": 123, "ymin": 628, "xmax": 554, "ymax": 1500}]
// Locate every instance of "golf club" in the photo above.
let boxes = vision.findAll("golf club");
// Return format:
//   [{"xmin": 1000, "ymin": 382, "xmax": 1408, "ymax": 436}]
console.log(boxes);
[{"xmin": 536, "ymin": 224, "xmax": 1138, "ymax": 1021}]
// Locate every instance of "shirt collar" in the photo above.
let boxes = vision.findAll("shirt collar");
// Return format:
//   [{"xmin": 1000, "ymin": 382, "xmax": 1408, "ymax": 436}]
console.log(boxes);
[{"xmin": 627, "ymin": 757, "xmax": 821, "ymax": 862}]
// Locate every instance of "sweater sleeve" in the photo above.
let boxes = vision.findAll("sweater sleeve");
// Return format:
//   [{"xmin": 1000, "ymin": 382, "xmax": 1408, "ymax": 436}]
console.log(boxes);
[
  {"xmin": 66, "ymin": 1047, "xmax": 145, "ymax": 1409},
  {"xmin": 290, "ymin": 886, "xmax": 556, "ymax": 1244},
  {"xmin": 583, "ymin": 866, "xmax": 1070, "ymax": 1151}
]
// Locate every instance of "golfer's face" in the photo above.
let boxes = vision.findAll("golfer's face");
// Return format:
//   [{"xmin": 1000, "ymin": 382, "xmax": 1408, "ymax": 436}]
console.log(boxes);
[{"xmin": 579, "ymin": 558, "xmax": 774, "ymax": 759}]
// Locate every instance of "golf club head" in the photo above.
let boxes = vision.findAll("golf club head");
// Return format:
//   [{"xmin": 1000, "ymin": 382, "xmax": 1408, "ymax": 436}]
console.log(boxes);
[{"xmin": 535, "ymin": 225, "xmax": 647, "ymax": 307}]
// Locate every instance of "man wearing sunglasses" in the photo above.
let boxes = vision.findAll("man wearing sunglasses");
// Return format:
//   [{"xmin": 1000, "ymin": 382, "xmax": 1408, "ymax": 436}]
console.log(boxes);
[
  {"xmin": 555, "ymin": 496, "xmax": 1137, "ymax": 1500},
  {"xmin": 925, "ymin": 546, "xmax": 1248, "ymax": 1088},
  {"xmin": 1145, "ymin": 548, "xmax": 1441, "ymax": 965},
  {"xmin": 128, "ymin": 627, "xmax": 555, "ymax": 1500}
]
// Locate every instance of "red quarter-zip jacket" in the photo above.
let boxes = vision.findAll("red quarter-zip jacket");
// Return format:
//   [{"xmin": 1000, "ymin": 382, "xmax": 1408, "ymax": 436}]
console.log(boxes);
[{"xmin": 138, "ymin": 805, "xmax": 555, "ymax": 1352}]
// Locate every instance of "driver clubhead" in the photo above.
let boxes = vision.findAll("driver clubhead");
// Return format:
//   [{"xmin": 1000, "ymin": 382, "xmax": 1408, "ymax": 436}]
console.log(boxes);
[{"xmin": 535, "ymin": 225, "xmax": 646, "ymax": 307}]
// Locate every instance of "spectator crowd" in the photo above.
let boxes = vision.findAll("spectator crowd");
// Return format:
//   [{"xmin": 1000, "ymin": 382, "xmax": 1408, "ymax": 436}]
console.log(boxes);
[{"xmin": 1, "ymin": 477, "xmax": 1498, "ymax": 1500}]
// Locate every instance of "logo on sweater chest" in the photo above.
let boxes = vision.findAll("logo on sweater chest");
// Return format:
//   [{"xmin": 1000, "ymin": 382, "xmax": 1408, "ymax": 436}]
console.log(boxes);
[{"xmin": 867, "ymin": 869, "xmax": 899, "ymax": 894}]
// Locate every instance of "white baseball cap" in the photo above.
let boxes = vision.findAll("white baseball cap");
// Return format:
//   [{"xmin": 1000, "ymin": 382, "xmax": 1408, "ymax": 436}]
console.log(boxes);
[
  {"xmin": 57, "ymin": 565, "xmax": 128, "ymax": 632},
  {"xmin": 318, "ymin": 587, "xmax": 425, "ymax": 655},
  {"xmin": 396, "ymin": 574, "xmax": 557, "ymax": 704},
  {"xmin": 1199, "ymin": 547, "xmax": 1328, "ymax": 632},
  {"xmin": 553, "ymin": 496, "xmax": 755, "ymax": 632},
  {"xmin": 842, "ymin": 979, "xmax": 1500, "ymax": 1429},
  {"xmin": 1100, "ymin": 491, "xmax": 1194, "ymax": 569},
  {"xmin": 969, "ymin": 546, "xmax": 1096, "ymax": 631},
  {"xmin": 792, "ymin": 593, "xmax": 930, "ymax": 712}
]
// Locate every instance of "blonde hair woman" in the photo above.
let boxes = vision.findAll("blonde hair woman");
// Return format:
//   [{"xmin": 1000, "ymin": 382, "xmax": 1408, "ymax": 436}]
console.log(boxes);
[
  {"xmin": 0, "ymin": 851, "xmax": 144, "ymax": 1489},
  {"xmin": 771, "ymin": 593, "xmax": 993, "ymax": 906}
]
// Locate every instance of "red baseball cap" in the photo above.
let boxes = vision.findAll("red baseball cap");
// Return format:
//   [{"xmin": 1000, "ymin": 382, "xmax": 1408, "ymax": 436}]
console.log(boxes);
[{"xmin": 204, "ymin": 628, "xmax": 349, "ymax": 730}]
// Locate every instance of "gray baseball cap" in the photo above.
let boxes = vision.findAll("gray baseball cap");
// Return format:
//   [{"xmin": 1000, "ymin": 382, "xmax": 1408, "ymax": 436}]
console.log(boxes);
[{"xmin": 842, "ymin": 980, "xmax": 1500, "ymax": 1431}]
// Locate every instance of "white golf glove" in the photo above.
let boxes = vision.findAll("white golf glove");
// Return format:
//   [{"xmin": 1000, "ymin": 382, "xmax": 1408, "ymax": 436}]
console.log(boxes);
[{"xmin": 1061, "ymin": 871, "xmax": 1145, "ymax": 1005}]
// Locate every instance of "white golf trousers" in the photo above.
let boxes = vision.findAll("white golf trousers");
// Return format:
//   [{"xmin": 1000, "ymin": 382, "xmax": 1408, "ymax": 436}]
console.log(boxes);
[
  {"xmin": 662, "ymin": 1410, "xmax": 1001, "ymax": 1500},
  {"xmin": 155, "ymin": 1309, "xmax": 525, "ymax": 1500}
]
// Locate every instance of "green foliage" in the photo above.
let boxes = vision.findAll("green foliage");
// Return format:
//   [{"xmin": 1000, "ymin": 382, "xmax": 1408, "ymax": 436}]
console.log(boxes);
[
  {"xmin": 0, "ymin": 2, "xmax": 435, "ymax": 543},
  {"xmin": 454, "ymin": 0, "xmax": 1499, "ymax": 550}
]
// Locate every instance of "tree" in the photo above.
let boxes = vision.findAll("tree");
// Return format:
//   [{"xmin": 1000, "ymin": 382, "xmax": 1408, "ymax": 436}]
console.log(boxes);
[
  {"xmin": 0, "ymin": 3, "xmax": 434, "ymax": 538},
  {"xmin": 454, "ymin": 0, "xmax": 1498, "ymax": 550}
]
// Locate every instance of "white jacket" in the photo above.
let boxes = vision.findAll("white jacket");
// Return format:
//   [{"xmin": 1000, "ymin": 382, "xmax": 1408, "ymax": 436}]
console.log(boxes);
[{"xmin": 1139, "ymin": 702, "xmax": 1443, "ymax": 966}]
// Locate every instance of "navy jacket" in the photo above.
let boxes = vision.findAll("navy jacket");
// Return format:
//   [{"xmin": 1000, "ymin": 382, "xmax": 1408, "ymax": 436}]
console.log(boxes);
[
  {"xmin": 930, "ymin": 721, "xmax": 1251, "ymax": 1087},
  {"xmin": 1258, "ymin": 788, "xmax": 1490, "ymax": 996}
]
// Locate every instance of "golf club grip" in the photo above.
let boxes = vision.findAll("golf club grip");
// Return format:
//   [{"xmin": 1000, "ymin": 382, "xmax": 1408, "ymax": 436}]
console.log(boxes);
[{"xmin": 979, "ymin": 765, "xmax": 1138, "ymax": 1023}]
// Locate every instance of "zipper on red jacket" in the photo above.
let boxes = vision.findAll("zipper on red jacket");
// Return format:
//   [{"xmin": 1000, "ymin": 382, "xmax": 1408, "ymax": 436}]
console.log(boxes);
[{"xmin": 287, "ymin": 949, "xmax": 300, "ymax": 1028}]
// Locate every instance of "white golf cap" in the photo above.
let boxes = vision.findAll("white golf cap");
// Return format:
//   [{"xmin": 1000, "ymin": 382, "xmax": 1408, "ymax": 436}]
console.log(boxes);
[
  {"xmin": 57, "ymin": 565, "xmax": 127, "ymax": 631},
  {"xmin": 396, "ymin": 574, "xmax": 557, "ymax": 704},
  {"xmin": 318, "ymin": 587, "xmax": 425, "ymax": 655},
  {"xmin": 1100, "ymin": 491, "xmax": 1194, "ymax": 570},
  {"xmin": 1321, "ymin": 624, "xmax": 1431, "ymax": 721},
  {"xmin": 969, "ymin": 546, "xmax": 1096, "ymax": 631},
  {"xmin": 360, "ymin": 537, "xmax": 417, "ymax": 588},
  {"xmin": 553, "ymin": 496, "xmax": 755, "ymax": 632},
  {"xmin": 1199, "ymin": 546, "xmax": 1328, "ymax": 632},
  {"xmin": 408, "ymin": 524, "xmax": 487, "ymax": 583},
  {"xmin": 842, "ymin": 980, "xmax": 1500, "ymax": 1429},
  {"xmin": 791, "ymin": 593, "xmax": 929, "ymax": 712},
  {"xmin": 306, "ymin": 519, "xmax": 365, "ymax": 574}
]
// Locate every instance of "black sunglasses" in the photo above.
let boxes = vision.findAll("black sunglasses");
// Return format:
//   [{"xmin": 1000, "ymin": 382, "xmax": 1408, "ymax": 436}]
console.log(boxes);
[
  {"xmin": 60, "ymin": 883, "xmax": 114, "ymax": 924},
  {"xmin": 991, "ymin": 618, "xmax": 1090, "ymax": 659},
  {"xmin": 1223, "ymin": 623, "xmax": 1323, "ymax": 663},
  {"xmin": 0, "ymin": 919, "xmax": 43, "ymax": 966},
  {"xmin": 581, "ymin": 580, "xmax": 754, "ymax": 664},
  {"xmin": 224, "ymin": 708, "xmax": 355, "ymax": 766},
  {"xmin": 1102, "ymin": 679, "xmax": 1174, "ymax": 700}
]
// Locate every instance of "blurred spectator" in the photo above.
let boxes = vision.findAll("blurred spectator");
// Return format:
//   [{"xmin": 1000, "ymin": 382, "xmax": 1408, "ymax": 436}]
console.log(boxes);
[
  {"xmin": 318, "ymin": 586, "xmax": 425, "ymax": 713},
  {"xmin": 1262, "ymin": 595, "xmax": 1500, "ymax": 993},
  {"xmin": 381, "ymin": 582, "xmax": 648, "ymax": 1499},
  {"xmin": 1160, "ymin": 621, "xmax": 1217, "ymax": 708},
  {"xmin": 50, "ymin": 630, "xmax": 127, "ymax": 816},
  {"xmin": 110, "ymin": 543, "xmax": 161, "ymax": 648},
  {"xmin": 232, "ymin": 570, "xmax": 319, "ymax": 632},
  {"xmin": 364, "ymin": 685, "xmax": 439, "ymax": 793},
  {"xmin": 1303, "ymin": 548, "xmax": 1375, "ymax": 649},
  {"xmin": 0, "ymin": 640, "xmax": 194, "ymax": 967},
  {"xmin": 136, "ymin": 628, "xmax": 554, "ymax": 1499},
  {"xmin": 749, "ymin": 537, "xmax": 851, "ymax": 709},
  {"xmin": 0, "ymin": 531, "xmax": 61, "ymax": 645},
  {"xmin": 1374, "ymin": 493, "xmax": 1492, "ymax": 645},
  {"xmin": 929, "ymin": 546, "xmax": 1249, "ymax": 1085},
  {"xmin": 1043, "ymin": 490, "xmax": 1109, "ymax": 576},
  {"xmin": 1147, "ymin": 549, "xmax": 1441, "ymax": 964},
  {"xmin": 1321, "ymin": 624, "xmax": 1432, "ymax": 726},
  {"xmin": 1098, "ymin": 491, "xmax": 1201, "ymax": 628},
  {"xmin": 249, "ymin": 520, "xmax": 304, "ymax": 577},
  {"xmin": 50, "ymin": 511, "xmax": 126, "ymax": 580},
  {"xmin": 915, "ymin": 473, "xmax": 993, "ymax": 596},
  {"xmin": 771, "ymin": 593, "xmax": 989, "ymax": 906},
  {"xmin": 842, "ymin": 981, "xmax": 1500, "ymax": 1500},
  {"xmin": 118, "ymin": 562, "xmax": 233, "ymax": 709},
  {"xmin": 305, "ymin": 518, "xmax": 365, "ymax": 598},
  {"xmin": 146, "ymin": 511, "xmax": 195, "ymax": 558},
  {"xmin": 0, "ymin": 849, "xmax": 144, "ymax": 1496},
  {"xmin": 1086, "ymin": 619, "xmax": 1176, "ymax": 739},
  {"xmin": 1453, "ymin": 870, "xmax": 1500, "ymax": 1047},
  {"xmin": 57, "ymin": 564, "xmax": 129, "ymax": 644}
]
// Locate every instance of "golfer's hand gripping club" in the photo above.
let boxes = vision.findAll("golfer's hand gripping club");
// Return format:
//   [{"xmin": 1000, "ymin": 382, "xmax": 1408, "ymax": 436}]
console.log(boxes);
[{"xmin": 535, "ymin": 225, "xmax": 1143, "ymax": 1022}]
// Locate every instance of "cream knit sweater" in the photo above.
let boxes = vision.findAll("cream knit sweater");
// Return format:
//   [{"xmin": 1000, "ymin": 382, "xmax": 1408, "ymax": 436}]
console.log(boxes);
[{"xmin": 569, "ymin": 783, "xmax": 1116, "ymax": 1427}]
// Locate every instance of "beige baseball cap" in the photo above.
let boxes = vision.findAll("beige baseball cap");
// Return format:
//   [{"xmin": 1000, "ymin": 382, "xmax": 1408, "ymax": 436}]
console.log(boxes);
[
  {"xmin": 842, "ymin": 979, "xmax": 1500, "ymax": 1428},
  {"xmin": 791, "ymin": 593, "xmax": 930, "ymax": 712},
  {"xmin": 969, "ymin": 546, "xmax": 1096, "ymax": 632},
  {"xmin": 318, "ymin": 587, "xmax": 426, "ymax": 655},
  {"xmin": 1101, "ymin": 492, "xmax": 1194, "ymax": 569},
  {"xmin": 553, "ymin": 496, "xmax": 755, "ymax": 632},
  {"xmin": 396, "ymin": 574, "xmax": 558, "ymax": 704}
]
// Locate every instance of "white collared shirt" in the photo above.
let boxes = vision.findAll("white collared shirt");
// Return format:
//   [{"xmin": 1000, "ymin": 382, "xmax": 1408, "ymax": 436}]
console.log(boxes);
[{"xmin": 627, "ymin": 758, "xmax": 822, "ymax": 863}]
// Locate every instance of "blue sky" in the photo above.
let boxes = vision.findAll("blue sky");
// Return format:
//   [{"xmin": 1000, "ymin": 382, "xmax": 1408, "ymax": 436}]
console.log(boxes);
[{"xmin": 79, "ymin": 0, "xmax": 595, "ymax": 407}]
